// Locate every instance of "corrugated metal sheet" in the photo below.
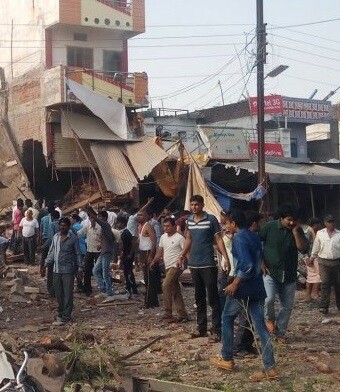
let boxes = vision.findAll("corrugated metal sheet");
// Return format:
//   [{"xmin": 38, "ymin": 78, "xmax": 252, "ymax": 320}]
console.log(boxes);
[
  {"xmin": 53, "ymin": 131, "xmax": 95, "ymax": 169},
  {"xmin": 90, "ymin": 143, "xmax": 137, "ymax": 195},
  {"xmin": 123, "ymin": 137, "xmax": 168, "ymax": 180},
  {"xmin": 61, "ymin": 111, "xmax": 124, "ymax": 141},
  {"xmin": 225, "ymin": 161, "xmax": 340, "ymax": 184}
]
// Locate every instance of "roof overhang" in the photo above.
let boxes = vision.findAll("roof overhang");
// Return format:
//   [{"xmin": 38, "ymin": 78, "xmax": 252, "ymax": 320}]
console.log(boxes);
[{"xmin": 223, "ymin": 161, "xmax": 340, "ymax": 185}]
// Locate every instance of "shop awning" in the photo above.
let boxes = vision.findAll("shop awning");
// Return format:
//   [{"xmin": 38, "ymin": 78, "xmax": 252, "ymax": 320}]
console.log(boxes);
[
  {"xmin": 61, "ymin": 111, "xmax": 124, "ymax": 141},
  {"xmin": 67, "ymin": 80, "xmax": 135, "ymax": 140},
  {"xmin": 90, "ymin": 138, "xmax": 168, "ymax": 195},
  {"xmin": 90, "ymin": 143, "xmax": 138, "ymax": 195},
  {"xmin": 224, "ymin": 161, "xmax": 340, "ymax": 185}
]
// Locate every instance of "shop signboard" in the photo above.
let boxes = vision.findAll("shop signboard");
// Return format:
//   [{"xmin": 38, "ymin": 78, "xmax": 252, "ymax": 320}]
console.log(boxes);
[
  {"xmin": 198, "ymin": 126, "xmax": 250, "ymax": 160},
  {"xmin": 249, "ymin": 142, "xmax": 284, "ymax": 157}
]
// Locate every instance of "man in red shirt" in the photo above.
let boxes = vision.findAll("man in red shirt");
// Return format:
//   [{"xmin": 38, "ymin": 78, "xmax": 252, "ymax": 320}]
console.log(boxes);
[{"xmin": 11, "ymin": 199, "xmax": 24, "ymax": 254}]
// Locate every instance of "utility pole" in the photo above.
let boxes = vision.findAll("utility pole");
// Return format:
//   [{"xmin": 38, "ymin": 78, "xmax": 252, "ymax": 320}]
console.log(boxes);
[{"xmin": 256, "ymin": 0, "xmax": 267, "ymax": 186}]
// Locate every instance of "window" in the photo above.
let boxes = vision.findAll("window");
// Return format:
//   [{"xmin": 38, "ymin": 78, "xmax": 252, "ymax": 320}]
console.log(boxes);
[
  {"xmin": 73, "ymin": 33, "xmax": 87, "ymax": 42},
  {"xmin": 103, "ymin": 50, "xmax": 121, "ymax": 76},
  {"xmin": 67, "ymin": 47, "xmax": 93, "ymax": 68}
]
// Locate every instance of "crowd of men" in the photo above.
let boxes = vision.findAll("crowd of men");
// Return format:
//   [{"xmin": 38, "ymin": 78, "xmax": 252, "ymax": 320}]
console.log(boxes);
[{"xmin": 1, "ymin": 195, "xmax": 340, "ymax": 382}]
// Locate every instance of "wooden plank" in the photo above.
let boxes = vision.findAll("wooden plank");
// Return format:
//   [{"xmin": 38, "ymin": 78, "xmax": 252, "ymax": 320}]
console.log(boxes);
[{"xmin": 62, "ymin": 191, "xmax": 102, "ymax": 215}]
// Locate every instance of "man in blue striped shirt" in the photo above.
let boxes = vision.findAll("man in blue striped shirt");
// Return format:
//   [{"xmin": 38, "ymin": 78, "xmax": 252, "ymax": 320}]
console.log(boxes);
[
  {"xmin": 179, "ymin": 195, "xmax": 230, "ymax": 341},
  {"xmin": 45, "ymin": 217, "xmax": 82, "ymax": 326}
]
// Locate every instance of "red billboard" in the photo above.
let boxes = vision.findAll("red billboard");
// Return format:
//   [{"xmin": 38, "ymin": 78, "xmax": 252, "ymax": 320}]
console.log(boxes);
[
  {"xmin": 249, "ymin": 142, "xmax": 284, "ymax": 157},
  {"xmin": 249, "ymin": 95, "xmax": 283, "ymax": 115}
]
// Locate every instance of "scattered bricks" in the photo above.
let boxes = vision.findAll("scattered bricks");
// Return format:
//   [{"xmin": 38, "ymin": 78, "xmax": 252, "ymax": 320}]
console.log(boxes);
[
  {"xmin": 8, "ymin": 294, "xmax": 27, "ymax": 303},
  {"xmin": 10, "ymin": 283, "xmax": 25, "ymax": 296},
  {"xmin": 3, "ymin": 278, "xmax": 23, "ymax": 287},
  {"xmin": 5, "ymin": 271, "xmax": 16, "ymax": 279},
  {"xmin": 16, "ymin": 270, "xmax": 29, "ymax": 284},
  {"xmin": 24, "ymin": 286, "xmax": 40, "ymax": 294}
]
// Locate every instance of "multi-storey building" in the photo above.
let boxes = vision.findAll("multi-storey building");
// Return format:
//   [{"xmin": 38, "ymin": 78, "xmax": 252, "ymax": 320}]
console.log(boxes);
[{"xmin": 0, "ymin": 0, "xmax": 166, "ymax": 208}]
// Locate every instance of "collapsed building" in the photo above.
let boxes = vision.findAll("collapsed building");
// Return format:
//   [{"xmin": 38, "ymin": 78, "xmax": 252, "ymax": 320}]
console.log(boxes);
[{"xmin": 0, "ymin": 0, "xmax": 174, "ymax": 213}]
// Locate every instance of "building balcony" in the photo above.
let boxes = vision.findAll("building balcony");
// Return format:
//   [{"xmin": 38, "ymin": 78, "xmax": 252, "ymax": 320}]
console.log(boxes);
[
  {"xmin": 42, "ymin": 65, "xmax": 149, "ymax": 108},
  {"xmin": 59, "ymin": 0, "xmax": 145, "ymax": 36}
]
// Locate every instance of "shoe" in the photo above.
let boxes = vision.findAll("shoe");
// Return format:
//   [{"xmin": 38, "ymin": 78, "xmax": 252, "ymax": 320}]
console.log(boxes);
[
  {"xmin": 56, "ymin": 316, "xmax": 63, "ymax": 323},
  {"xmin": 164, "ymin": 316, "xmax": 177, "ymax": 324},
  {"xmin": 52, "ymin": 320, "xmax": 67, "ymax": 326},
  {"xmin": 210, "ymin": 356, "xmax": 235, "ymax": 371},
  {"xmin": 190, "ymin": 331, "xmax": 208, "ymax": 339},
  {"xmin": 249, "ymin": 368, "xmax": 279, "ymax": 382},
  {"xmin": 208, "ymin": 332, "xmax": 221, "ymax": 343},
  {"xmin": 265, "ymin": 320, "xmax": 275, "ymax": 334},
  {"xmin": 176, "ymin": 316, "xmax": 190, "ymax": 323},
  {"xmin": 319, "ymin": 308, "xmax": 329, "ymax": 315},
  {"xmin": 102, "ymin": 296, "xmax": 115, "ymax": 303},
  {"xmin": 95, "ymin": 293, "xmax": 107, "ymax": 300}
]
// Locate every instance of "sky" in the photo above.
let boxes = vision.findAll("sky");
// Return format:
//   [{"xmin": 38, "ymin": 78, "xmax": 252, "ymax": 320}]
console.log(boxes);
[{"xmin": 128, "ymin": 0, "xmax": 340, "ymax": 112}]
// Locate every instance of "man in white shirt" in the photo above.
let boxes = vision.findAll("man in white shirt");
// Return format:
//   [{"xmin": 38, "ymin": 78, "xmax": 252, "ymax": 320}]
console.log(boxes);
[
  {"xmin": 151, "ymin": 217, "xmax": 189, "ymax": 322},
  {"xmin": 77, "ymin": 214, "xmax": 102, "ymax": 296},
  {"xmin": 25, "ymin": 199, "xmax": 39, "ymax": 220},
  {"xmin": 19, "ymin": 209, "xmax": 39, "ymax": 265},
  {"xmin": 310, "ymin": 214, "xmax": 340, "ymax": 314}
]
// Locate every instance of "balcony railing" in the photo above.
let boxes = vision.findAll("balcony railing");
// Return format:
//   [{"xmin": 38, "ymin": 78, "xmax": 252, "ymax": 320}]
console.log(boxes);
[
  {"xmin": 65, "ymin": 67, "xmax": 148, "ymax": 107},
  {"xmin": 95, "ymin": 0, "xmax": 132, "ymax": 15}
]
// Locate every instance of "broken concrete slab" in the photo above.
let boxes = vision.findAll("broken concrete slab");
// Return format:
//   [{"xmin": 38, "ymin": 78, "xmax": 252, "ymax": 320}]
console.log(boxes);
[
  {"xmin": 27, "ymin": 358, "xmax": 65, "ymax": 392},
  {"xmin": 3, "ymin": 278, "xmax": 23, "ymax": 287},
  {"xmin": 24, "ymin": 286, "xmax": 40, "ymax": 294},
  {"xmin": 8, "ymin": 294, "xmax": 27, "ymax": 303},
  {"xmin": 10, "ymin": 283, "xmax": 25, "ymax": 296}
]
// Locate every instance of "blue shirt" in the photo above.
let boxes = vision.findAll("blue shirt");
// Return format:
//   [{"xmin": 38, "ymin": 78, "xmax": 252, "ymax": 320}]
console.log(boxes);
[
  {"xmin": 40, "ymin": 214, "xmax": 52, "ymax": 240},
  {"xmin": 72, "ymin": 222, "xmax": 87, "ymax": 256},
  {"xmin": 45, "ymin": 232, "xmax": 82, "ymax": 274},
  {"xmin": 232, "ymin": 229, "xmax": 266, "ymax": 300},
  {"xmin": 187, "ymin": 212, "xmax": 221, "ymax": 267}
]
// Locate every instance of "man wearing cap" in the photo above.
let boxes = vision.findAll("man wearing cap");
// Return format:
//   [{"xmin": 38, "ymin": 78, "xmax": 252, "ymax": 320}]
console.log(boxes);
[{"xmin": 310, "ymin": 214, "xmax": 340, "ymax": 314}]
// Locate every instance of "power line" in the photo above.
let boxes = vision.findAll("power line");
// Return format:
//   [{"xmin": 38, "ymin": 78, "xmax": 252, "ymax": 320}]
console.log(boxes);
[
  {"xmin": 130, "ymin": 54, "xmax": 235, "ymax": 60},
  {"xmin": 269, "ymin": 16, "xmax": 340, "ymax": 30},
  {"xmin": 271, "ymin": 33, "xmax": 340, "ymax": 54},
  {"xmin": 274, "ymin": 43, "xmax": 340, "ymax": 63},
  {"xmin": 268, "ymin": 24, "xmax": 340, "ymax": 45},
  {"xmin": 269, "ymin": 52, "xmax": 340, "ymax": 73},
  {"xmin": 0, "ymin": 32, "xmax": 249, "ymax": 42},
  {"xmin": 150, "ymin": 33, "xmax": 256, "ymax": 100},
  {"xmin": 280, "ymin": 74, "xmax": 338, "ymax": 88},
  {"xmin": 151, "ymin": 53, "xmax": 240, "ymax": 100}
]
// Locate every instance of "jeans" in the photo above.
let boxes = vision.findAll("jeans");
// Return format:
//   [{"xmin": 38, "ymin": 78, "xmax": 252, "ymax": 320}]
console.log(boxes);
[
  {"xmin": 83, "ymin": 252, "xmax": 100, "ymax": 294},
  {"xmin": 234, "ymin": 307, "xmax": 255, "ymax": 352},
  {"xmin": 53, "ymin": 273, "xmax": 74, "ymax": 322},
  {"xmin": 318, "ymin": 258, "xmax": 340, "ymax": 310},
  {"xmin": 23, "ymin": 235, "xmax": 37, "ymax": 265},
  {"xmin": 263, "ymin": 275, "xmax": 296, "ymax": 337},
  {"xmin": 41, "ymin": 239, "xmax": 55, "ymax": 297},
  {"xmin": 93, "ymin": 252, "xmax": 113, "ymax": 296},
  {"xmin": 162, "ymin": 267, "xmax": 188, "ymax": 318},
  {"xmin": 190, "ymin": 267, "xmax": 220, "ymax": 335},
  {"xmin": 221, "ymin": 296, "xmax": 275, "ymax": 371}
]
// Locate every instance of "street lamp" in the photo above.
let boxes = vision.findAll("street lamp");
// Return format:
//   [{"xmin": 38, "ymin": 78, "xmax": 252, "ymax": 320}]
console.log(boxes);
[{"xmin": 265, "ymin": 65, "xmax": 289, "ymax": 79}]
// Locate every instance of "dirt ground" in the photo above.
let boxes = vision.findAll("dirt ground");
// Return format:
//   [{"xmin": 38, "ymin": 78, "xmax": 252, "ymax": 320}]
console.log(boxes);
[{"xmin": 1, "ymin": 262, "xmax": 340, "ymax": 392}]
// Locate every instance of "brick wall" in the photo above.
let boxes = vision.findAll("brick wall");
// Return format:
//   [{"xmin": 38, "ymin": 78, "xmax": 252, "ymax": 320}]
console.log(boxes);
[
  {"xmin": 132, "ymin": 0, "xmax": 145, "ymax": 33},
  {"xmin": 134, "ymin": 72, "xmax": 148, "ymax": 106},
  {"xmin": 6, "ymin": 69, "xmax": 45, "ymax": 155}
]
